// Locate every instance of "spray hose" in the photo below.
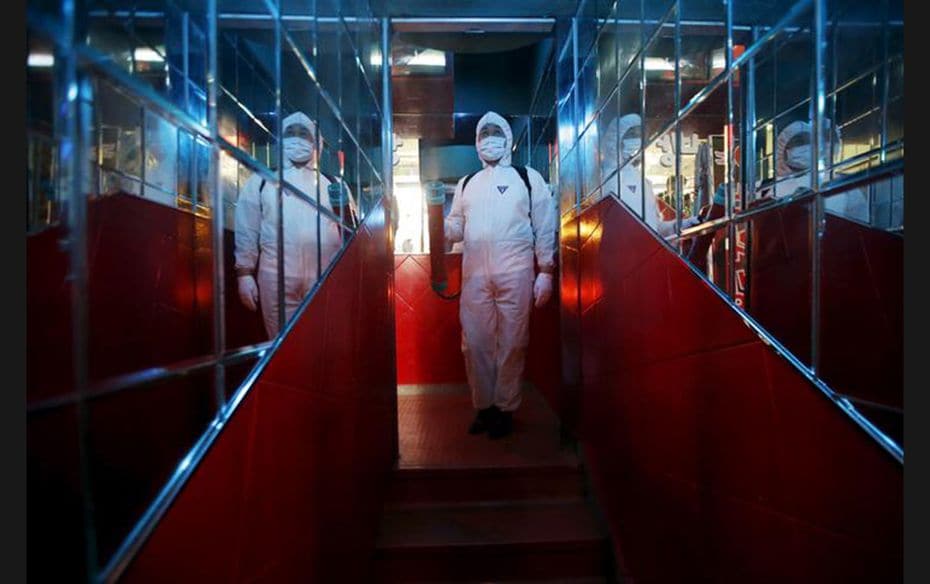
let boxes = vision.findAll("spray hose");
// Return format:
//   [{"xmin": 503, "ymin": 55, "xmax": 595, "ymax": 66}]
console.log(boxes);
[{"xmin": 425, "ymin": 180, "xmax": 461, "ymax": 300}]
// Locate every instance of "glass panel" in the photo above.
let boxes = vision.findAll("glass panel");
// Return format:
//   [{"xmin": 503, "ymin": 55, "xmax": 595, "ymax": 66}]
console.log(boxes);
[
  {"xmin": 87, "ymin": 367, "xmax": 216, "ymax": 560},
  {"xmin": 867, "ymin": 171, "xmax": 904, "ymax": 232},
  {"xmin": 643, "ymin": 127, "xmax": 679, "ymax": 238},
  {"xmin": 820, "ymin": 176, "xmax": 902, "ymax": 442},
  {"xmin": 741, "ymin": 199, "xmax": 814, "ymax": 366},
  {"xmin": 142, "ymin": 110, "xmax": 179, "ymax": 207},
  {"xmin": 679, "ymin": 0, "xmax": 727, "ymax": 110},
  {"xmin": 735, "ymin": 6, "xmax": 815, "ymax": 208},
  {"xmin": 824, "ymin": 0, "xmax": 903, "ymax": 175},
  {"xmin": 886, "ymin": 1, "xmax": 903, "ymax": 148},
  {"xmin": 560, "ymin": 145, "xmax": 579, "ymax": 215},
  {"xmin": 224, "ymin": 354, "xmax": 262, "ymax": 401},
  {"xmin": 88, "ymin": 77, "xmax": 216, "ymax": 384},
  {"xmin": 678, "ymin": 80, "xmax": 730, "ymax": 228},
  {"xmin": 532, "ymin": 45, "xmax": 557, "ymax": 119},
  {"xmin": 224, "ymin": 149, "xmax": 274, "ymax": 346},
  {"xmin": 217, "ymin": 0, "xmax": 278, "ymax": 171},
  {"xmin": 580, "ymin": 121, "xmax": 601, "ymax": 202},
  {"xmin": 362, "ymin": 17, "xmax": 383, "ymax": 107},
  {"xmin": 556, "ymin": 27, "xmax": 575, "ymax": 107},
  {"xmin": 617, "ymin": 52, "xmax": 643, "ymax": 144},
  {"xmin": 577, "ymin": 50, "xmax": 599, "ymax": 133},
  {"xmin": 393, "ymin": 137, "xmax": 425, "ymax": 254},
  {"xmin": 26, "ymin": 34, "xmax": 59, "ymax": 233},
  {"xmin": 643, "ymin": 8, "xmax": 676, "ymax": 143},
  {"xmin": 575, "ymin": 0, "xmax": 599, "ymax": 66},
  {"xmin": 96, "ymin": 80, "xmax": 143, "ymax": 198},
  {"xmin": 679, "ymin": 222, "xmax": 730, "ymax": 292},
  {"xmin": 597, "ymin": 91, "xmax": 620, "ymax": 197},
  {"xmin": 558, "ymin": 94, "xmax": 576, "ymax": 163},
  {"xmin": 27, "ymin": 37, "xmax": 70, "ymax": 402},
  {"xmin": 596, "ymin": 4, "xmax": 618, "ymax": 113},
  {"xmin": 320, "ymin": 207, "xmax": 345, "ymax": 275},
  {"xmin": 359, "ymin": 165, "xmax": 382, "ymax": 222},
  {"xmin": 28, "ymin": 404, "xmax": 88, "ymax": 581},
  {"xmin": 732, "ymin": 0, "xmax": 797, "ymax": 28},
  {"xmin": 643, "ymin": 0, "xmax": 675, "ymax": 43},
  {"xmin": 617, "ymin": 0, "xmax": 643, "ymax": 75},
  {"xmin": 85, "ymin": 1, "xmax": 210, "ymax": 121}
]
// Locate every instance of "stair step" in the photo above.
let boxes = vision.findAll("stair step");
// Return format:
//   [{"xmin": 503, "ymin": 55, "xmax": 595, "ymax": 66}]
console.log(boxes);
[
  {"xmin": 373, "ymin": 500, "xmax": 609, "ymax": 582},
  {"xmin": 387, "ymin": 464, "xmax": 584, "ymax": 507},
  {"xmin": 388, "ymin": 463, "xmax": 586, "ymax": 506},
  {"xmin": 407, "ymin": 579, "xmax": 607, "ymax": 584}
]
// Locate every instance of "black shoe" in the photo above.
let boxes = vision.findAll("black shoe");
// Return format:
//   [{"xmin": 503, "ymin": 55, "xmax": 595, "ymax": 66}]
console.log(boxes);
[
  {"xmin": 468, "ymin": 406, "xmax": 499, "ymax": 435},
  {"xmin": 488, "ymin": 411, "xmax": 513, "ymax": 440}
]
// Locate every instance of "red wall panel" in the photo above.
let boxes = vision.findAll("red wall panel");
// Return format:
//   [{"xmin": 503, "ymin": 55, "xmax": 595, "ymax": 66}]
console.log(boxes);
[
  {"xmin": 819, "ymin": 215, "xmax": 903, "ymax": 409},
  {"xmin": 747, "ymin": 200, "xmax": 814, "ymax": 364},
  {"xmin": 122, "ymin": 205, "xmax": 397, "ymax": 582},
  {"xmin": 27, "ymin": 193, "xmax": 266, "ymax": 404},
  {"xmin": 570, "ymin": 196, "xmax": 902, "ymax": 583},
  {"xmin": 393, "ymin": 253, "xmax": 562, "ymax": 406},
  {"xmin": 745, "ymin": 203, "xmax": 902, "ymax": 411},
  {"xmin": 27, "ymin": 194, "xmax": 266, "ymax": 580},
  {"xmin": 393, "ymin": 254, "xmax": 466, "ymax": 384}
]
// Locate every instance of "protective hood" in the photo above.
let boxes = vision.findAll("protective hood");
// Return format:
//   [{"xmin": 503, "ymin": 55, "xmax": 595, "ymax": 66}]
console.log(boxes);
[
  {"xmin": 776, "ymin": 119, "xmax": 840, "ymax": 177},
  {"xmin": 475, "ymin": 111, "xmax": 513, "ymax": 168},
  {"xmin": 776, "ymin": 121, "xmax": 809, "ymax": 177},
  {"xmin": 282, "ymin": 111, "xmax": 318, "ymax": 168},
  {"xmin": 616, "ymin": 113, "xmax": 643, "ymax": 165}
]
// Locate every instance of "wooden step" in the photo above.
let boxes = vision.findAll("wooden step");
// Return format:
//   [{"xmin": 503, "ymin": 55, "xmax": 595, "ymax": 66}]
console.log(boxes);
[
  {"xmin": 387, "ymin": 462, "xmax": 586, "ymax": 506},
  {"xmin": 373, "ymin": 500, "xmax": 610, "ymax": 583}
]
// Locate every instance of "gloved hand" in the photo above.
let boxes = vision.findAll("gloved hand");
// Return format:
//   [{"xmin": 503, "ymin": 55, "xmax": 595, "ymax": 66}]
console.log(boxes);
[
  {"xmin": 533, "ymin": 272, "xmax": 553, "ymax": 308},
  {"xmin": 238, "ymin": 275, "xmax": 259, "ymax": 311}
]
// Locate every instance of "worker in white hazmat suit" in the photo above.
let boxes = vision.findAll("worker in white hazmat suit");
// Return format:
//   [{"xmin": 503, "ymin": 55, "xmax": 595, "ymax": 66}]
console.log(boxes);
[
  {"xmin": 601, "ymin": 113, "xmax": 696, "ymax": 237},
  {"xmin": 444, "ymin": 111, "xmax": 557, "ymax": 439},
  {"xmin": 764, "ymin": 120, "xmax": 868, "ymax": 223},
  {"xmin": 234, "ymin": 111, "xmax": 343, "ymax": 339}
]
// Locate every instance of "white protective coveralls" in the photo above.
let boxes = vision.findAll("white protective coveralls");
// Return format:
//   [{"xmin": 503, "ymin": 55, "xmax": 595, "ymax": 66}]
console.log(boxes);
[
  {"xmin": 601, "ymin": 113, "xmax": 689, "ymax": 237},
  {"xmin": 771, "ymin": 120, "xmax": 869, "ymax": 223},
  {"xmin": 234, "ymin": 111, "xmax": 343, "ymax": 339},
  {"xmin": 444, "ymin": 112, "xmax": 557, "ymax": 413}
]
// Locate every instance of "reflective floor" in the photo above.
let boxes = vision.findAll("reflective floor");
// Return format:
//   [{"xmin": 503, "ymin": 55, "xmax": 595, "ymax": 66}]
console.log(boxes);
[{"xmin": 396, "ymin": 384, "xmax": 577, "ymax": 469}]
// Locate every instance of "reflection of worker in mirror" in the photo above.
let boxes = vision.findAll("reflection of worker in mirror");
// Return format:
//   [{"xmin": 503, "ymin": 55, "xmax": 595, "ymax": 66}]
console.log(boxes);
[
  {"xmin": 234, "ymin": 111, "xmax": 343, "ymax": 339},
  {"xmin": 444, "ymin": 112, "xmax": 557, "ymax": 440},
  {"xmin": 600, "ymin": 113, "xmax": 697, "ymax": 237},
  {"xmin": 760, "ymin": 120, "xmax": 868, "ymax": 223}
]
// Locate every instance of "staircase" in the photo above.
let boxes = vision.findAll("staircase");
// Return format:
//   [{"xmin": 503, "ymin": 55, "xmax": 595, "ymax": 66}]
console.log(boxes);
[{"xmin": 372, "ymin": 385, "xmax": 613, "ymax": 583}]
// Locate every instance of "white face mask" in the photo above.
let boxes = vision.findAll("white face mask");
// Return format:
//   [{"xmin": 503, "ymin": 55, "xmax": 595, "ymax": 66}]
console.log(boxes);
[
  {"xmin": 786, "ymin": 144, "xmax": 811, "ymax": 171},
  {"xmin": 621, "ymin": 138, "xmax": 641, "ymax": 162},
  {"xmin": 478, "ymin": 135, "xmax": 507, "ymax": 162},
  {"xmin": 284, "ymin": 136, "xmax": 313, "ymax": 164}
]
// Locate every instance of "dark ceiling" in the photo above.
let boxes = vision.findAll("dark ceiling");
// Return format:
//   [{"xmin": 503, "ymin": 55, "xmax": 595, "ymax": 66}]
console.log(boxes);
[{"xmin": 370, "ymin": 1, "xmax": 580, "ymax": 18}]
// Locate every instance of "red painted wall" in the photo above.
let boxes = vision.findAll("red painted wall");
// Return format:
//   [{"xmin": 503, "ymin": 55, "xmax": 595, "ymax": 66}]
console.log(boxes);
[
  {"xmin": 26, "ymin": 193, "xmax": 353, "ymax": 580},
  {"xmin": 819, "ymin": 214, "xmax": 903, "ymax": 410},
  {"xmin": 393, "ymin": 253, "xmax": 563, "ymax": 412},
  {"xmin": 744, "ymin": 200, "xmax": 902, "ymax": 411},
  {"xmin": 26, "ymin": 193, "xmax": 268, "ymax": 405},
  {"xmin": 122, "ymin": 204, "xmax": 397, "ymax": 582},
  {"xmin": 28, "ymin": 194, "xmax": 230, "ymax": 580},
  {"xmin": 567, "ymin": 197, "xmax": 902, "ymax": 583},
  {"xmin": 394, "ymin": 254, "xmax": 466, "ymax": 384}
]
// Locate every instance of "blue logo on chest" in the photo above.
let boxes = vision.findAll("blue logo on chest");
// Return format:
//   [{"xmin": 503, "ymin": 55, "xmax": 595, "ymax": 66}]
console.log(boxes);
[{"xmin": 497, "ymin": 185, "xmax": 508, "ymax": 194}]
